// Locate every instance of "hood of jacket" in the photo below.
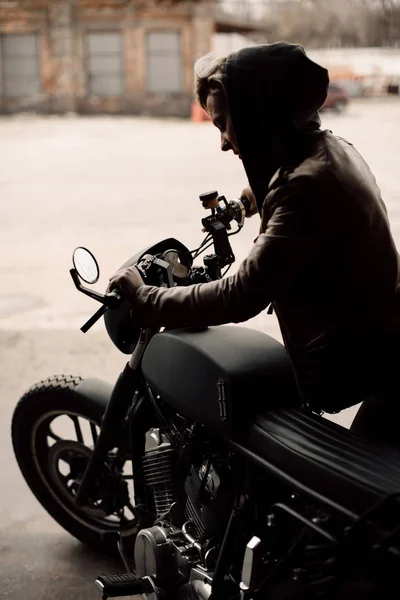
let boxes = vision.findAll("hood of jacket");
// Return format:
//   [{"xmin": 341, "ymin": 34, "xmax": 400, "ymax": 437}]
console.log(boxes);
[{"xmin": 224, "ymin": 42, "xmax": 329, "ymax": 211}]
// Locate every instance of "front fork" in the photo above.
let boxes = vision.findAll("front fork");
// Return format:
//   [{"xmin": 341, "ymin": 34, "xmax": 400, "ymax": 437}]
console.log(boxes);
[{"xmin": 75, "ymin": 328, "xmax": 154, "ymax": 507}]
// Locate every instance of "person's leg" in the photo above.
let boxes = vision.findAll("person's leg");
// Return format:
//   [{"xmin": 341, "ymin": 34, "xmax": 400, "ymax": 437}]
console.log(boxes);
[{"xmin": 350, "ymin": 395, "xmax": 400, "ymax": 448}]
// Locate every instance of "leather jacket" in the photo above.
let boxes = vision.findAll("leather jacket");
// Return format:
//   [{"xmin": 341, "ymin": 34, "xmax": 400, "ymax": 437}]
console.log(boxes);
[{"xmin": 131, "ymin": 129, "xmax": 400, "ymax": 411}]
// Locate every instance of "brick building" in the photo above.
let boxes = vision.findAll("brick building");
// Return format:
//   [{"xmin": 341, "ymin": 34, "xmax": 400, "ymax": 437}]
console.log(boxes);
[{"xmin": 0, "ymin": 0, "xmax": 232, "ymax": 116}]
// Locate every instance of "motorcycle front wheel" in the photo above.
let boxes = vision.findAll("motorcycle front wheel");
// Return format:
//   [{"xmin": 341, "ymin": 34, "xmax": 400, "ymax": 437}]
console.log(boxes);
[{"xmin": 12, "ymin": 374, "xmax": 138, "ymax": 553}]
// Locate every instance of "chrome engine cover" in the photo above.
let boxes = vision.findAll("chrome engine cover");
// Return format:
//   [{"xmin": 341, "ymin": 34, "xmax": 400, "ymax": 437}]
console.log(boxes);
[
  {"xmin": 134, "ymin": 526, "xmax": 213, "ymax": 597},
  {"xmin": 142, "ymin": 428, "xmax": 177, "ymax": 518},
  {"xmin": 134, "ymin": 526, "xmax": 175, "ymax": 581},
  {"xmin": 179, "ymin": 568, "xmax": 213, "ymax": 599}
]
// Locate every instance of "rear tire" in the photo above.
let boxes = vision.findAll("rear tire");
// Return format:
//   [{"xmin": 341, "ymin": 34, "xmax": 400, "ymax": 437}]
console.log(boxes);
[{"xmin": 12, "ymin": 374, "xmax": 138, "ymax": 553}]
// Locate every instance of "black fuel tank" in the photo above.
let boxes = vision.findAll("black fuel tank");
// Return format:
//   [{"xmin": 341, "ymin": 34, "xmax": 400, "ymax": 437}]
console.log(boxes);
[{"xmin": 142, "ymin": 326, "xmax": 299, "ymax": 438}]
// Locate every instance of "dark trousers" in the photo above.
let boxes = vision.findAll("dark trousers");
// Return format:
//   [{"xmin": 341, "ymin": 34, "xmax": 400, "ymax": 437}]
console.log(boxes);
[{"xmin": 350, "ymin": 394, "xmax": 400, "ymax": 448}]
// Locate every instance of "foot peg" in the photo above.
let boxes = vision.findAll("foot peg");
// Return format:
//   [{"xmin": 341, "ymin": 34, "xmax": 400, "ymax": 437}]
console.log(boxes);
[{"xmin": 95, "ymin": 573, "xmax": 154, "ymax": 599}]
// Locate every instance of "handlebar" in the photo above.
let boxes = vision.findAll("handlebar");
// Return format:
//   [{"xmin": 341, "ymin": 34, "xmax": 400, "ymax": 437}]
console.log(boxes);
[
  {"xmin": 200, "ymin": 192, "xmax": 248, "ymax": 230},
  {"xmin": 80, "ymin": 289, "xmax": 122, "ymax": 332},
  {"xmin": 199, "ymin": 194, "xmax": 246, "ymax": 269},
  {"xmin": 106, "ymin": 288, "xmax": 122, "ymax": 308},
  {"xmin": 73, "ymin": 190, "xmax": 247, "ymax": 333}
]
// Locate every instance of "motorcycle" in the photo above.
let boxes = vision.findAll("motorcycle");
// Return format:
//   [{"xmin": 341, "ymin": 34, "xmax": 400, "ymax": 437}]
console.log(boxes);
[{"xmin": 12, "ymin": 190, "xmax": 400, "ymax": 599}]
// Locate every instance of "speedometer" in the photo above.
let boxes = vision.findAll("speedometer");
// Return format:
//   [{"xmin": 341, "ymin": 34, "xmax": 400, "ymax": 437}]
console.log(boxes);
[{"xmin": 162, "ymin": 250, "xmax": 190, "ymax": 279}]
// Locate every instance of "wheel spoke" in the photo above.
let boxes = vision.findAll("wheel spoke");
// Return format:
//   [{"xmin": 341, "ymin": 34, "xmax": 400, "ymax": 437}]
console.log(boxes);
[
  {"xmin": 70, "ymin": 415, "xmax": 84, "ymax": 444},
  {"xmin": 47, "ymin": 429, "xmax": 62, "ymax": 442},
  {"xmin": 90, "ymin": 422, "xmax": 98, "ymax": 445},
  {"xmin": 57, "ymin": 472, "xmax": 70, "ymax": 487},
  {"xmin": 37, "ymin": 409, "xmax": 138, "ymax": 531}
]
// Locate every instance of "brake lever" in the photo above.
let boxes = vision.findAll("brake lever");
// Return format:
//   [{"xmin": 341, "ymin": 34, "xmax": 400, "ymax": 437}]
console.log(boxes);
[
  {"xmin": 80, "ymin": 290, "xmax": 122, "ymax": 333},
  {"xmin": 81, "ymin": 304, "xmax": 108, "ymax": 333}
]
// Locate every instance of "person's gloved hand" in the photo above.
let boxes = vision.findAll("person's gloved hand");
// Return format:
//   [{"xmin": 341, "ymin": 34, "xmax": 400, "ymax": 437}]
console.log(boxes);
[
  {"xmin": 108, "ymin": 266, "xmax": 145, "ymax": 302},
  {"xmin": 240, "ymin": 186, "xmax": 258, "ymax": 218}
]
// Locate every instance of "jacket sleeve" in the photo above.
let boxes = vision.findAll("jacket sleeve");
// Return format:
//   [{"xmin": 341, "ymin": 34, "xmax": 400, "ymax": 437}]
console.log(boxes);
[{"xmin": 131, "ymin": 179, "xmax": 323, "ymax": 328}]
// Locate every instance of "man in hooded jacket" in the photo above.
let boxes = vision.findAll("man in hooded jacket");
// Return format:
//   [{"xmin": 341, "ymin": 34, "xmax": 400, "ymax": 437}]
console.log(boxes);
[{"xmin": 110, "ymin": 42, "xmax": 400, "ymax": 446}]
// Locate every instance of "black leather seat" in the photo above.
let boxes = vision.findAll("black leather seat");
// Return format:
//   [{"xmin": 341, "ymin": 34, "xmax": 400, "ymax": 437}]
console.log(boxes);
[{"xmin": 247, "ymin": 409, "xmax": 400, "ymax": 517}]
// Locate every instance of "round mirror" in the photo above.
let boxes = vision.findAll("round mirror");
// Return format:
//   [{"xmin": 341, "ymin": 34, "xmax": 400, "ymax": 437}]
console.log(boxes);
[
  {"xmin": 162, "ymin": 250, "xmax": 190, "ymax": 279},
  {"xmin": 72, "ymin": 247, "xmax": 100, "ymax": 284}
]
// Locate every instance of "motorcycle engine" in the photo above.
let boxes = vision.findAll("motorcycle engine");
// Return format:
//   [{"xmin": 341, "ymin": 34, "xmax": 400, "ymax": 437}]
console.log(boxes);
[{"xmin": 134, "ymin": 428, "xmax": 232, "ymax": 595}]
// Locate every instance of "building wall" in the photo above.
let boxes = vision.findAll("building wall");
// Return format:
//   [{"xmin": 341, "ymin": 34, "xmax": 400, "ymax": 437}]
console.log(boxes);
[
  {"xmin": 212, "ymin": 32, "xmax": 257, "ymax": 55},
  {"xmin": 0, "ymin": 0, "xmax": 215, "ymax": 116},
  {"xmin": 0, "ymin": 1, "xmax": 52, "ymax": 113}
]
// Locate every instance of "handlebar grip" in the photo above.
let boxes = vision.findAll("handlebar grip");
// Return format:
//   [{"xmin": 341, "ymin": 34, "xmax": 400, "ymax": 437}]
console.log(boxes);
[
  {"xmin": 105, "ymin": 288, "xmax": 122, "ymax": 308},
  {"xmin": 240, "ymin": 196, "xmax": 251, "ymax": 216},
  {"xmin": 108, "ymin": 288, "xmax": 122, "ymax": 301}
]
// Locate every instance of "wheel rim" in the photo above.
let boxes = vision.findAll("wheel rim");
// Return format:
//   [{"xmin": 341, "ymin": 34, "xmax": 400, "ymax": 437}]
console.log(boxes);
[{"xmin": 31, "ymin": 409, "xmax": 138, "ymax": 536}]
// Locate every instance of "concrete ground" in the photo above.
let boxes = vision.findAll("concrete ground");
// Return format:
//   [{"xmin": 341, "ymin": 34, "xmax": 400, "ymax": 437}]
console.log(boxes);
[{"xmin": 1, "ymin": 97, "xmax": 400, "ymax": 599}]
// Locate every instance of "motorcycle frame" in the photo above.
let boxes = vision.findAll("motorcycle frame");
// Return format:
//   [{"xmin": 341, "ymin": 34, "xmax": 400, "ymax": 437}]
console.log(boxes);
[{"xmin": 75, "ymin": 327, "xmax": 157, "ymax": 508}]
